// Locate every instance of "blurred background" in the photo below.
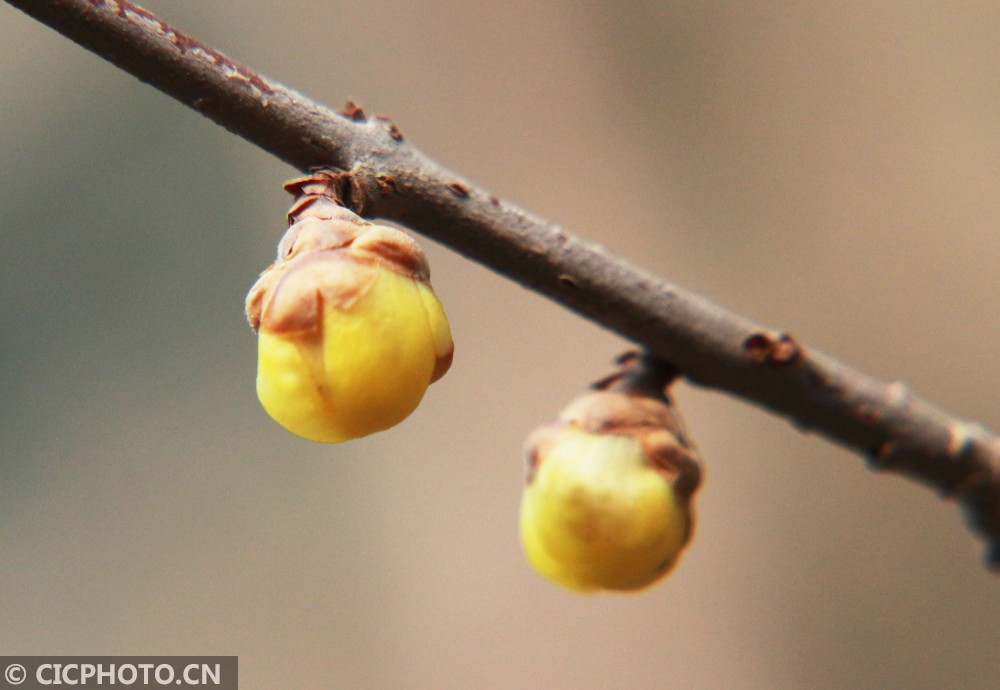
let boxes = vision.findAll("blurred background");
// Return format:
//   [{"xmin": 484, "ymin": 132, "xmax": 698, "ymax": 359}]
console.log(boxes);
[{"xmin": 2, "ymin": 1, "xmax": 999, "ymax": 687}]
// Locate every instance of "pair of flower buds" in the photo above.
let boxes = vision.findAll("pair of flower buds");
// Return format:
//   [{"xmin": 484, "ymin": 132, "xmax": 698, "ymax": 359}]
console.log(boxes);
[{"xmin": 246, "ymin": 170, "xmax": 702, "ymax": 592}]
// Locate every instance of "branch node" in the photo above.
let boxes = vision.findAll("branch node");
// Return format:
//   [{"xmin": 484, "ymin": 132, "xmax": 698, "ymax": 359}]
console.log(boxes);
[
  {"xmin": 374, "ymin": 173, "xmax": 399, "ymax": 196},
  {"xmin": 375, "ymin": 114, "xmax": 404, "ymax": 140},
  {"xmin": 340, "ymin": 99, "xmax": 367, "ymax": 121},
  {"xmin": 558, "ymin": 274, "xmax": 577, "ymax": 289},
  {"xmin": 447, "ymin": 180, "xmax": 470, "ymax": 198},
  {"xmin": 743, "ymin": 331, "xmax": 801, "ymax": 366}
]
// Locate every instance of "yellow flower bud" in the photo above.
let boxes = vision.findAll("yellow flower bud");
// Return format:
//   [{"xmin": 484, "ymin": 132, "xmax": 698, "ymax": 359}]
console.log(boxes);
[
  {"xmin": 520, "ymin": 355, "xmax": 701, "ymax": 592},
  {"xmin": 246, "ymin": 171, "xmax": 453, "ymax": 443}
]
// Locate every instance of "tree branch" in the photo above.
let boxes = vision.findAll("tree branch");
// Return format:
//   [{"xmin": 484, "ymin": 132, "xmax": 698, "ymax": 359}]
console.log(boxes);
[{"xmin": 7, "ymin": 0, "xmax": 999, "ymax": 571}]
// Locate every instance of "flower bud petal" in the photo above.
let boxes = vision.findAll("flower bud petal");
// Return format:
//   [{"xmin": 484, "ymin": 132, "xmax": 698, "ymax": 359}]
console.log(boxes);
[
  {"xmin": 520, "ymin": 365, "xmax": 701, "ymax": 593},
  {"xmin": 256, "ymin": 263, "xmax": 451, "ymax": 442},
  {"xmin": 521, "ymin": 428, "xmax": 690, "ymax": 591}
]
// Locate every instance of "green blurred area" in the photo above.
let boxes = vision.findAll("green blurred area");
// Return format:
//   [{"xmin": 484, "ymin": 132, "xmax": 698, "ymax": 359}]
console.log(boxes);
[{"xmin": 1, "ymin": 2, "xmax": 998, "ymax": 688}]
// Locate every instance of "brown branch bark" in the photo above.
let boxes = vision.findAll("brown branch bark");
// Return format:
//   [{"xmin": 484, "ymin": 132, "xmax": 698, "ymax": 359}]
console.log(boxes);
[{"xmin": 6, "ymin": 0, "xmax": 999, "ymax": 571}]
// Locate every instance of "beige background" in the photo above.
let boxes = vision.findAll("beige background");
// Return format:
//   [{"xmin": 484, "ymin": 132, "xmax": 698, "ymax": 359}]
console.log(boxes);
[{"xmin": 2, "ymin": 1, "xmax": 999, "ymax": 687}]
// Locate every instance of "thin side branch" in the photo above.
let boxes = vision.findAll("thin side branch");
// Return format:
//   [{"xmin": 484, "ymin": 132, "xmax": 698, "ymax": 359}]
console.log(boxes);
[{"xmin": 7, "ymin": 0, "xmax": 999, "ymax": 570}]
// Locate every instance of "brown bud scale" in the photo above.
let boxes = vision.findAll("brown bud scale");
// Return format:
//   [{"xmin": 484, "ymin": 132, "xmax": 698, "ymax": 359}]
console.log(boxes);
[{"xmin": 246, "ymin": 169, "xmax": 437, "ymax": 335}]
